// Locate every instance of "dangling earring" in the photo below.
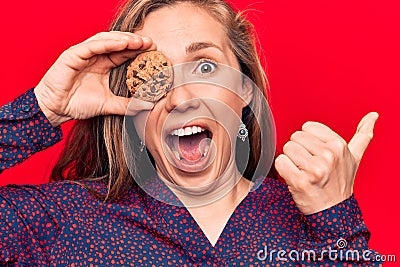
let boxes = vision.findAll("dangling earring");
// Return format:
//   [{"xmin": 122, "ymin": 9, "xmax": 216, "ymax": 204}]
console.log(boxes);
[
  {"xmin": 237, "ymin": 122, "xmax": 248, "ymax": 142},
  {"xmin": 139, "ymin": 140, "xmax": 145, "ymax": 152}
]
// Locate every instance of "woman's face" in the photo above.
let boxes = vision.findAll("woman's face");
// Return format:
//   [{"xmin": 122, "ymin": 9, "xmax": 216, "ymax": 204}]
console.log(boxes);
[{"xmin": 133, "ymin": 3, "xmax": 252, "ymax": 188}]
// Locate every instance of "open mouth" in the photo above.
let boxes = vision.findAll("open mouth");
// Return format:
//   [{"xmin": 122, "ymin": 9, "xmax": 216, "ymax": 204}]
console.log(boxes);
[{"xmin": 165, "ymin": 125, "xmax": 214, "ymax": 171}]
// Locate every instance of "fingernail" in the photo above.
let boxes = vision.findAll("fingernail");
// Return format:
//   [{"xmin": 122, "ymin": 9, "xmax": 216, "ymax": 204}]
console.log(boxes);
[
  {"xmin": 367, "ymin": 112, "xmax": 379, "ymax": 126},
  {"xmin": 124, "ymin": 36, "xmax": 141, "ymax": 43},
  {"xmin": 142, "ymin": 36, "xmax": 152, "ymax": 42}
]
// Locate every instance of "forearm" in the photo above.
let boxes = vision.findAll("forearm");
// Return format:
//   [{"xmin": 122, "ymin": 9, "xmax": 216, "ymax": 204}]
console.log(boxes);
[{"xmin": 0, "ymin": 88, "xmax": 62, "ymax": 172}]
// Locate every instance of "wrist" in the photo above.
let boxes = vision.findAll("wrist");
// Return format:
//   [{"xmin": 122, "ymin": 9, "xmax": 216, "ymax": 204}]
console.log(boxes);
[
  {"xmin": 34, "ymin": 86, "xmax": 70, "ymax": 127},
  {"xmin": 295, "ymin": 191, "xmax": 351, "ymax": 215},
  {"xmin": 39, "ymin": 105, "xmax": 69, "ymax": 127}
]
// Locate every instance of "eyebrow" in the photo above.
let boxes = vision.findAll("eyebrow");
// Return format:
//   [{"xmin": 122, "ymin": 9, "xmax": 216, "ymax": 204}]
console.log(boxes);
[{"xmin": 185, "ymin": 41, "xmax": 224, "ymax": 54}]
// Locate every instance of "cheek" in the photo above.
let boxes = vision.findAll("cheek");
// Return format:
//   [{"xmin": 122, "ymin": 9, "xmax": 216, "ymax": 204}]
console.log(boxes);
[
  {"xmin": 133, "ymin": 111, "xmax": 154, "ymax": 141},
  {"xmin": 211, "ymin": 89, "xmax": 245, "ymax": 116}
]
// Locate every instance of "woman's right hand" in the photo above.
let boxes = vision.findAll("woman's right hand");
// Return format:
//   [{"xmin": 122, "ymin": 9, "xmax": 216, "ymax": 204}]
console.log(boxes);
[{"xmin": 34, "ymin": 31, "xmax": 156, "ymax": 127}]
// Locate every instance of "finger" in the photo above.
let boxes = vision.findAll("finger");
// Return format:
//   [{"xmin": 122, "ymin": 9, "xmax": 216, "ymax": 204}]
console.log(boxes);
[
  {"xmin": 60, "ymin": 39, "xmax": 133, "ymax": 71},
  {"xmin": 86, "ymin": 32, "xmax": 156, "ymax": 51},
  {"xmin": 348, "ymin": 112, "xmax": 379, "ymax": 163},
  {"xmin": 106, "ymin": 40, "xmax": 157, "ymax": 67},
  {"xmin": 275, "ymin": 154, "xmax": 302, "ymax": 185},
  {"xmin": 106, "ymin": 50, "xmax": 143, "ymax": 68},
  {"xmin": 290, "ymin": 130, "xmax": 325, "ymax": 156},
  {"xmin": 124, "ymin": 36, "xmax": 156, "ymax": 51},
  {"xmin": 85, "ymin": 31, "xmax": 142, "ymax": 42},
  {"xmin": 283, "ymin": 141, "xmax": 313, "ymax": 170},
  {"xmin": 110, "ymin": 32, "xmax": 155, "ymax": 50},
  {"xmin": 108, "ymin": 33, "xmax": 156, "ymax": 51},
  {"xmin": 103, "ymin": 95, "xmax": 154, "ymax": 116},
  {"xmin": 63, "ymin": 38, "xmax": 146, "ymax": 71},
  {"xmin": 140, "ymin": 36, "xmax": 157, "ymax": 51},
  {"xmin": 302, "ymin": 121, "xmax": 342, "ymax": 143},
  {"xmin": 72, "ymin": 38, "xmax": 144, "ymax": 61}
]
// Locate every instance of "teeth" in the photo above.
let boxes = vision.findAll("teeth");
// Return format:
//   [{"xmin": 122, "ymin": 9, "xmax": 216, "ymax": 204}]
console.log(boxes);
[
  {"xmin": 184, "ymin": 127, "xmax": 192, "ymax": 135},
  {"xmin": 201, "ymin": 142, "xmax": 210, "ymax": 157},
  {"xmin": 173, "ymin": 150, "xmax": 181, "ymax": 160},
  {"xmin": 204, "ymin": 145, "xmax": 209, "ymax": 156},
  {"xmin": 170, "ymin": 126, "xmax": 205, "ymax": 136}
]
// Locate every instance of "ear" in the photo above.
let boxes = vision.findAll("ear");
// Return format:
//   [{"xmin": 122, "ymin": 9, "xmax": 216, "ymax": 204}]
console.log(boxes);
[{"xmin": 241, "ymin": 78, "xmax": 254, "ymax": 108}]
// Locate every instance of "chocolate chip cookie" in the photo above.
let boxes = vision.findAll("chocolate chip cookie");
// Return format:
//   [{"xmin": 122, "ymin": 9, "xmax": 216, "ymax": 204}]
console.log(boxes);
[{"xmin": 126, "ymin": 51, "xmax": 173, "ymax": 102}]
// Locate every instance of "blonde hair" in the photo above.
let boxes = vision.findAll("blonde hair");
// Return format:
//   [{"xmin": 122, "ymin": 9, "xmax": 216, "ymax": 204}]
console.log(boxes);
[{"xmin": 52, "ymin": 0, "xmax": 274, "ymax": 201}]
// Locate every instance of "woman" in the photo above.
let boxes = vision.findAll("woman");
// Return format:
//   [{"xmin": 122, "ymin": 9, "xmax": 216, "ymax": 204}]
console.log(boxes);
[{"xmin": 0, "ymin": 0, "xmax": 380, "ymax": 266}]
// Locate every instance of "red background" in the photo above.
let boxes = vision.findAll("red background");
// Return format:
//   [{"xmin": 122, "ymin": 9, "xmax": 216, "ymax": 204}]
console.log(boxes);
[{"xmin": 0, "ymin": 0, "xmax": 399, "ymax": 264}]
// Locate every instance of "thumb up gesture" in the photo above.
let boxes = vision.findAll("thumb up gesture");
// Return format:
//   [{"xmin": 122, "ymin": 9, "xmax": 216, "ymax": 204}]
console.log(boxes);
[{"xmin": 275, "ymin": 112, "xmax": 379, "ymax": 215}]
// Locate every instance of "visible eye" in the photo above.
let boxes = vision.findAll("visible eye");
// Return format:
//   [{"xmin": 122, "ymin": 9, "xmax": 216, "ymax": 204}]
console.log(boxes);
[{"xmin": 194, "ymin": 59, "xmax": 217, "ymax": 75}]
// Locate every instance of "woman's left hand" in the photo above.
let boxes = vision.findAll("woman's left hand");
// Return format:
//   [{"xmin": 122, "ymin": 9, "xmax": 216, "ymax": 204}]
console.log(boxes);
[{"xmin": 275, "ymin": 112, "xmax": 379, "ymax": 215}]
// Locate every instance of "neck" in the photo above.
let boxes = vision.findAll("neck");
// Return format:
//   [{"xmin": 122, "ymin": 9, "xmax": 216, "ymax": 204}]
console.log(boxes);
[{"xmin": 160, "ymin": 157, "xmax": 249, "ymax": 208}]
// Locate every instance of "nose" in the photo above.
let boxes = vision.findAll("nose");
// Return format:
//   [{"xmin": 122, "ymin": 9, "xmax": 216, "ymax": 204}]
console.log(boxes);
[{"xmin": 164, "ymin": 86, "xmax": 201, "ymax": 113}]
